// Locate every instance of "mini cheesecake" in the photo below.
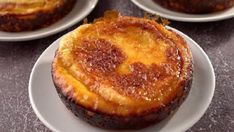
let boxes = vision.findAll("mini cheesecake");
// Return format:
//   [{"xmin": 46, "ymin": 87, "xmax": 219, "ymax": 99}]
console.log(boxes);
[
  {"xmin": 52, "ymin": 11, "xmax": 193, "ymax": 129},
  {"xmin": 0, "ymin": 0, "xmax": 76, "ymax": 32},
  {"xmin": 154, "ymin": 0, "xmax": 234, "ymax": 14}
]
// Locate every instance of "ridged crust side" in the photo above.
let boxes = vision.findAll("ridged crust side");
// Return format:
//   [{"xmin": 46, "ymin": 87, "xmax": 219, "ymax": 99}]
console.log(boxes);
[
  {"xmin": 52, "ymin": 55, "xmax": 192, "ymax": 129},
  {"xmin": 52, "ymin": 12, "xmax": 193, "ymax": 129},
  {"xmin": 154, "ymin": 0, "xmax": 234, "ymax": 14},
  {"xmin": 0, "ymin": 0, "xmax": 75, "ymax": 32}
]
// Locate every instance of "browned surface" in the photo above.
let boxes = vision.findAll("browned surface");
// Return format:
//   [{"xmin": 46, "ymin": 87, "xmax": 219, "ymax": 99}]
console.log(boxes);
[
  {"xmin": 0, "ymin": 0, "xmax": 76, "ymax": 32},
  {"xmin": 154, "ymin": 0, "xmax": 234, "ymax": 14},
  {"xmin": 74, "ymin": 39, "xmax": 126, "ymax": 75},
  {"xmin": 73, "ymin": 37, "xmax": 184, "ymax": 101}
]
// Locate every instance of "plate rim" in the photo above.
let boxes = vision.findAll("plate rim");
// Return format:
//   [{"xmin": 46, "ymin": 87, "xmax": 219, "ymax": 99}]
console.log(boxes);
[
  {"xmin": 131, "ymin": 0, "xmax": 234, "ymax": 22},
  {"xmin": 168, "ymin": 27, "xmax": 215, "ymax": 131},
  {"xmin": 28, "ymin": 27, "xmax": 215, "ymax": 132},
  {"xmin": 0, "ymin": 0, "xmax": 98, "ymax": 42},
  {"xmin": 28, "ymin": 38, "xmax": 61, "ymax": 132}
]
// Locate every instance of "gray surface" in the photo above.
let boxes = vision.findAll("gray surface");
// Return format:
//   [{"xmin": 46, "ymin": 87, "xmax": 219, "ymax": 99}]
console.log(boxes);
[{"xmin": 0, "ymin": 0, "xmax": 234, "ymax": 131}]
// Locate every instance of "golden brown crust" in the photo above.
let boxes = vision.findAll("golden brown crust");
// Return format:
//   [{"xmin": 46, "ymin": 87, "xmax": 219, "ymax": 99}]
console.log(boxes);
[
  {"xmin": 0, "ymin": 0, "xmax": 76, "ymax": 32},
  {"xmin": 53, "ymin": 76, "xmax": 192, "ymax": 129},
  {"xmin": 154, "ymin": 0, "xmax": 234, "ymax": 14},
  {"xmin": 51, "ymin": 11, "xmax": 193, "ymax": 129}
]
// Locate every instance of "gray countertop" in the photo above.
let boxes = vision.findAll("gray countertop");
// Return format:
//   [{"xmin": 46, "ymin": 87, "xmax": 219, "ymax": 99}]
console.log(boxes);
[{"xmin": 0, "ymin": 0, "xmax": 234, "ymax": 131}]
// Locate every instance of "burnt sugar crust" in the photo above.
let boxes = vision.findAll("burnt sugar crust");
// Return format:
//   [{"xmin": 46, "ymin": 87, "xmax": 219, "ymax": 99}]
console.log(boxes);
[
  {"xmin": 51, "ymin": 11, "xmax": 193, "ymax": 129},
  {"xmin": 154, "ymin": 0, "xmax": 234, "ymax": 14},
  {"xmin": 0, "ymin": 0, "xmax": 76, "ymax": 32}
]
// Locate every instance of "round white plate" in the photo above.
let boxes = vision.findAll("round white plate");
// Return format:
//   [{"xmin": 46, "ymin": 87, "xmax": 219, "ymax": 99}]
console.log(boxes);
[
  {"xmin": 0, "ymin": 0, "xmax": 98, "ymax": 42},
  {"xmin": 131, "ymin": 0, "xmax": 234, "ymax": 22},
  {"xmin": 29, "ymin": 27, "xmax": 215, "ymax": 132}
]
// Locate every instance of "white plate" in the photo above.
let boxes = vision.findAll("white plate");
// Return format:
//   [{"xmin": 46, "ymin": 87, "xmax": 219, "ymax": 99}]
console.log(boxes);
[
  {"xmin": 131, "ymin": 0, "xmax": 234, "ymax": 22},
  {"xmin": 29, "ymin": 27, "xmax": 215, "ymax": 132},
  {"xmin": 0, "ymin": 0, "xmax": 98, "ymax": 42}
]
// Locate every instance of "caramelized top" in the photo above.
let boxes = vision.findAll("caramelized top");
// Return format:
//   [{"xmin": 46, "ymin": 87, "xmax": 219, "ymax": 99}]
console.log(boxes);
[
  {"xmin": 0, "ymin": 0, "xmax": 63, "ymax": 15},
  {"xmin": 53, "ymin": 11, "xmax": 193, "ymax": 116},
  {"xmin": 74, "ymin": 39, "xmax": 125, "ymax": 75}
]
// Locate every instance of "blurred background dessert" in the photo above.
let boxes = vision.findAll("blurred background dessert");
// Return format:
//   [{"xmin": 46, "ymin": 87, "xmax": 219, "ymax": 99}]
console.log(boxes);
[
  {"xmin": 0, "ymin": 0, "xmax": 76, "ymax": 32},
  {"xmin": 154, "ymin": 0, "xmax": 234, "ymax": 14}
]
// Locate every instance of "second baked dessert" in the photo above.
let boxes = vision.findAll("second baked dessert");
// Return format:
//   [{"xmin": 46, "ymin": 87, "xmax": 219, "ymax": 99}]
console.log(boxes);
[{"xmin": 0, "ymin": 0, "xmax": 76, "ymax": 32}]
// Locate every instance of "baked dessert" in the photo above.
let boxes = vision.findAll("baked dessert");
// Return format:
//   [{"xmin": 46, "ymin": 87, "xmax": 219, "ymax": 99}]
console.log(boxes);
[
  {"xmin": 52, "ymin": 11, "xmax": 193, "ymax": 129},
  {"xmin": 154, "ymin": 0, "xmax": 234, "ymax": 14},
  {"xmin": 0, "ymin": 0, "xmax": 76, "ymax": 32}
]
